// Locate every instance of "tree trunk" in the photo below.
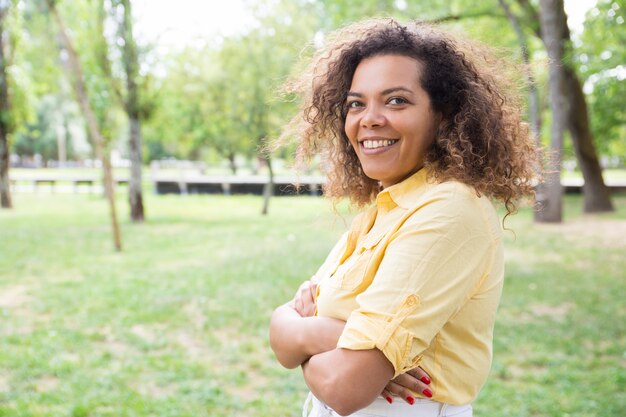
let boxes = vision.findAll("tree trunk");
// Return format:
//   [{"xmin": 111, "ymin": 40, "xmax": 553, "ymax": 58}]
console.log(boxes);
[
  {"xmin": 537, "ymin": 0, "xmax": 567, "ymax": 222},
  {"xmin": 0, "ymin": 127, "xmax": 9, "ymax": 208},
  {"xmin": 563, "ymin": 69, "xmax": 614, "ymax": 212},
  {"xmin": 120, "ymin": 0, "xmax": 145, "ymax": 222},
  {"xmin": 47, "ymin": 0, "xmax": 122, "ymax": 251},
  {"xmin": 498, "ymin": 0, "xmax": 546, "ymax": 221},
  {"xmin": 0, "ymin": 4, "xmax": 13, "ymax": 209},
  {"xmin": 228, "ymin": 151, "xmax": 237, "ymax": 175},
  {"xmin": 128, "ymin": 117, "xmax": 144, "ymax": 221},
  {"xmin": 56, "ymin": 123, "xmax": 67, "ymax": 166},
  {"xmin": 261, "ymin": 154, "xmax": 273, "ymax": 216}
]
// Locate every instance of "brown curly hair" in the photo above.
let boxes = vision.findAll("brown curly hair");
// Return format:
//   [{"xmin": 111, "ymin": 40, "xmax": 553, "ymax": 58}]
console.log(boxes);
[{"xmin": 280, "ymin": 19, "xmax": 539, "ymax": 216}]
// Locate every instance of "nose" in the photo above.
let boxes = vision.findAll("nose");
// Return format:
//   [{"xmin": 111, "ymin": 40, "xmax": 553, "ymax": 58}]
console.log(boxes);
[{"xmin": 360, "ymin": 104, "xmax": 386, "ymax": 129}]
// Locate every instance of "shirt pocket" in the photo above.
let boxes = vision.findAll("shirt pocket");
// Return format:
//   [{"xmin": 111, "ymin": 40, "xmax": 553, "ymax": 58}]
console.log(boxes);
[{"xmin": 327, "ymin": 232, "xmax": 385, "ymax": 292}]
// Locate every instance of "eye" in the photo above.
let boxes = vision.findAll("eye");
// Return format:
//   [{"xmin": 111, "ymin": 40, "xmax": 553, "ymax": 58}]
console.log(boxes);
[
  {"xmin": 388, "ymin": 97, "xmax": 408, "ymax": 105},
  {"xmin": 346, "ymin": 100, "xmax": 364, "ymax": 109}
]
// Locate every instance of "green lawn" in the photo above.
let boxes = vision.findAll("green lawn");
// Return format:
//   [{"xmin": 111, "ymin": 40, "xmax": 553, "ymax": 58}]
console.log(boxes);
[{"xmin": 0, "ymin": 192, "xmax": 624, "ymax": 417}]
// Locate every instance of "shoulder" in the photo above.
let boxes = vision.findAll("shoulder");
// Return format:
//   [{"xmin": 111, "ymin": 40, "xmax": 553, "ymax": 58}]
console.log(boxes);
[
  {"xmin": 421, "ymin": 180, "xmax": 484, "ymax": 213},
  {"xmin": 411, "ymin": 180, "xmax": 501, "ymax": 238}
]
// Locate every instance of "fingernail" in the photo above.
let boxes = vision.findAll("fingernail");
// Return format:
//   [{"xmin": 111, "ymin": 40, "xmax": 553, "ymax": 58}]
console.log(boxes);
[
  {"xmin": 386, "ymin": 396, "xmax": 393, "ymax": 404},
  {"xmin": 421, "ymin": 376, "xmax": 431, "ymax": 385},
  {"xmin": 423, "ymin": 388, "xmax": 433, "ymax": 398},
  {"xmin": 406, "ymin": 396, "xmax": 415, "ymax": 405}
]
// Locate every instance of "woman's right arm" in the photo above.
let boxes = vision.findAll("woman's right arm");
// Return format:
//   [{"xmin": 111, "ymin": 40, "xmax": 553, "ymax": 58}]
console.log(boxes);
[
  {"xmin": 270, "ymin": 284, "xmax": 434, "ymax": 402},
  {"xmin": 269, "ymin": 302, "xmax": 345, "ymax": 369}
]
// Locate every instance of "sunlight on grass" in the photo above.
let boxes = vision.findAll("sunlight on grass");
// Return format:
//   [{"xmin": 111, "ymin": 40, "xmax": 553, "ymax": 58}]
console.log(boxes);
[{"xmin": 0, "ymin": 193, "xmax": 624, "ymax": 416}]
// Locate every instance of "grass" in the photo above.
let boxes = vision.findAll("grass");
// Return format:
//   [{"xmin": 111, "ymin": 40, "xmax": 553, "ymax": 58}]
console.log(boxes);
[{"xmin": 0, "ymin": 192, "xmax": 624, "ymax": 417}]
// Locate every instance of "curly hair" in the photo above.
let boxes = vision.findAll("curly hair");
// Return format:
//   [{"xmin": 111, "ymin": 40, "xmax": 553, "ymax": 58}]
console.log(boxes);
[{"xmin": 280, "ymin": 19, "xmax": 540, "ymax": 216}]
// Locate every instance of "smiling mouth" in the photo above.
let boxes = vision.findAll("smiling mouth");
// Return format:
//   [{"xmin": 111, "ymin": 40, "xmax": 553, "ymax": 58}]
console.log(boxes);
[{"xmin": 361, "ymin": 139, "xmax": 399, "ymax": 149}]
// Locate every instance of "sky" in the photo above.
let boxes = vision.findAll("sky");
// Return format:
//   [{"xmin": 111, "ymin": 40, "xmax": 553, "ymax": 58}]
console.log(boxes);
[
  {"xmin": 133, "ymin": 0, "xmax": 598, "ymax": 51},
  {"xmin": 133, "ymin": 0, "xmax": 254, "ymax": 50}
]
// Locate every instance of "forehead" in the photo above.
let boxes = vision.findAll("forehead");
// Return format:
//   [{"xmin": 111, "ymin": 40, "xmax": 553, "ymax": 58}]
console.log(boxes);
[{"xmin": 350, "ymin": 54, "xmax": 422, "ymax": 90}]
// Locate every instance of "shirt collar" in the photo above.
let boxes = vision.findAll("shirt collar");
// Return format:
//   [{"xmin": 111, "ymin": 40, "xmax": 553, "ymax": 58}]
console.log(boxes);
[{"xmin": 375, "ymin": 167, "xmax": 431, "ymax": 210}]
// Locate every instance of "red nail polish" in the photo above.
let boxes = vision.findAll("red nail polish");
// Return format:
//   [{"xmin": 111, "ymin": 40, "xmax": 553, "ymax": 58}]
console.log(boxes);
[
  {"xmin": 386, "ymin": 396, "xmax": 393, "ymax": 404},
  {"xmin": 406, "ymin": 396, "xmax": 415, "ymax": 405},
  {"xmin": 421, "ymin": 376, "xmax": 431, "ymax": 385},
  {"xmin": 423, "ymin": 388, "xmax": 433, "ymax": 398}
]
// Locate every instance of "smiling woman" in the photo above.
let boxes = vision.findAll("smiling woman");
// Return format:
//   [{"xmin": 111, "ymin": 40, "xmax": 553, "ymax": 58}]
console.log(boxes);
[
  {"xmin": 280, "ymin": 19, "xmax": 539, "ymax": 212},
  {"xmin": 270, "ymin": 19, "xmax": 540, "ymax": 417}
]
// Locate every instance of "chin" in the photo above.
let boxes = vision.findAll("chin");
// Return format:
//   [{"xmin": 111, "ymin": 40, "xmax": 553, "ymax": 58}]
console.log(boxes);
[{"xmin": 361, "ymin": 170, "xmax": 383, "ymax": 183}]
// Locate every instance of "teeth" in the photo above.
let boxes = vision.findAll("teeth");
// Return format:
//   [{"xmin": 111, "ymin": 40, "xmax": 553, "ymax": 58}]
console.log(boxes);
[{"xmin": 363, "ymin": 140, "xmax": 396, "ymax": 149}]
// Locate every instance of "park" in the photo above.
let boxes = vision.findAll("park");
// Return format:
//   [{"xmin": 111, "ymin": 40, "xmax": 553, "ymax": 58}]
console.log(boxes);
[{"xmin": 1, "ymin": 1, "xmax": 625, "ymax": 416}]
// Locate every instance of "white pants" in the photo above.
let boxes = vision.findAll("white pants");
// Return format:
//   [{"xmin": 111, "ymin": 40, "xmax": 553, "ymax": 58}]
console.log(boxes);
[{"xmin": 303, "ymin": 392, "xmax": 472, "ymax": 417}]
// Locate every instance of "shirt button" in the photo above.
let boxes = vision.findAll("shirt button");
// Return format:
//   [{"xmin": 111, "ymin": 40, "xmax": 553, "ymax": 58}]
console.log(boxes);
[{"xmin": 406, "ymin": 295, "xmax": 418, "ymax": 306}]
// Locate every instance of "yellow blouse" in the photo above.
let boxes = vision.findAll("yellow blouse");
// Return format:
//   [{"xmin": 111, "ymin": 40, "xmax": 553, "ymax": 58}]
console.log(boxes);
[{"xmin": 314, "ymin": 168, "xmax": 504, "ymax": 405}]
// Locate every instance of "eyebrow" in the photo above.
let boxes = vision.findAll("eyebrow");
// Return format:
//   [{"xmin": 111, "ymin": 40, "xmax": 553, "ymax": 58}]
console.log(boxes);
[{"xmin": 346, "ymin": 86, "xmax": 414, "ymax": 98}]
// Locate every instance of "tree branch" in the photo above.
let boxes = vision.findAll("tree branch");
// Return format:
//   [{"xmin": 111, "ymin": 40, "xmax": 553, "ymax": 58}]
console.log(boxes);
[{"xmin": 515, "ymin": 0, "xmax": 543, "ymax": 38}]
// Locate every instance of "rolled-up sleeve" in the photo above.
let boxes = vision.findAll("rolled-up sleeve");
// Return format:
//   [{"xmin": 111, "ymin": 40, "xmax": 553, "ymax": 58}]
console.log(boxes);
[{"xmin": 337, "ymin": 187, "xmax": 495, "ymax": 377}]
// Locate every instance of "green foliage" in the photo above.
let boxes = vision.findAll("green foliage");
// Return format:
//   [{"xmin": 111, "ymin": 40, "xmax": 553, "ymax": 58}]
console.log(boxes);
[
  {"xmin": 12, "ymin": 94, "xmax": 87, "ymax": 161},
  {"xmin": 2, "ymin": 0, "xmax": 34, "ymax": 137},
  {"xmin": 9, "ymin": 0, "xmax": 626, "ymax": 167},
  {"xmin": 143, "ymin": 0, "xmax": 318, "ymax": 164},
  {"xmin": 578, "ymin": 0, "xmax": 626, "ymax": 163},
  {"xmin": 58, "ymin": 0, "xmax": 121, "ymax": 145},
  {"xmin": 0, "ymin": 193, "xmax": 625, "ymax": 416}
]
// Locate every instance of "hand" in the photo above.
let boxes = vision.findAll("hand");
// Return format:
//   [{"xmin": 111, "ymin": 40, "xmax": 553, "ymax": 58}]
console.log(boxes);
[
  {"xmin": 381, "ymin": 366, "xmax": 433, "ymax": 405},
  {"xmin": 293, "ymin": 280, "xmax": 318, "ymax": 317}
]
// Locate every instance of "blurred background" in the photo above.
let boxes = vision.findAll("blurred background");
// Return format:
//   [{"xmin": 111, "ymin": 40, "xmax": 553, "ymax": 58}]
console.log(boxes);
[{"xmin": 0, "ymin": 0, "xmax": 624, "ymax": 416}]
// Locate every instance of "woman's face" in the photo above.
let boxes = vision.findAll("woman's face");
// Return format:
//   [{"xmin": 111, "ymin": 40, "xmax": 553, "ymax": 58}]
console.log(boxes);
[{"xmin": 344, "ymin": 54, "xmax": 440, "ymax": 189}]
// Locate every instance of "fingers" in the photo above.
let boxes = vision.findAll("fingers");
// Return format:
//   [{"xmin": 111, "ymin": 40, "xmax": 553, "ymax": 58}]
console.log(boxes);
[
  {"xmin": 388, "ymin": 372, "xmax": 433, "ymax": 401},
  {"xmin": 407, "ymin": 366, "xmax": 431, "ymax": 385},
  {"xmin": 300, "ymin": 285, "xmax": 315, "ymax": 316},
  {"xmin": 308, "ymin": 282, "xmax": 318, "ymax": 301},
  {"xmin": 383, "ymin": 380, "xmax": 419, "ymax": 405},
  {"xmin": 293, "ymin": 280, "xmax": 317, "ymax": 317},
  {"xmin": 294, "ymin": 294, "xmax": 304, "ymax": 315},
  {"xmin": 381, "ymin": 388, "xmax": 393, "ymax": 404}
]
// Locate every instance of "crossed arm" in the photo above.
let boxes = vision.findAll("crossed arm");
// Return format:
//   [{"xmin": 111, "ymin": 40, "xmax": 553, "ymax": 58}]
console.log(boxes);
[{"xmin": 269, "ymin": 281, "xmax": 432, "ymax": 416}]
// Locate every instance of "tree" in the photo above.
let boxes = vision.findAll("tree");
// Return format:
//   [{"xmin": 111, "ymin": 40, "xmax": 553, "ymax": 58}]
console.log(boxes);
[
  {"xmin": 578, "ymin": 0, "xmax": 625, "ymax": 164},
  {"xmin": 45, "ymin": 0, "xmax": 122, "ymax": 251},
  {"xmin": 537, "ymin": 0, "xmax": 568, "ymax": 222},
  {"xmin": 13, "ymin": 94, "xmax": 81, "ymax": 163},
  {"xmin": 0, "ymin": 0, "xmax": 14, "ymax": 208},
  {"xmin": 498, "ymin": 0, "xmax": 547, "ymax": 221},
  {"xmin": 118, "ymin": 0, "xmax": 144, "ymax": 221},
  {"xmin": 558, "ymin": 11, "xmax": 614, "ymax": 213},
  {"xmin": 516, "ymin": 0, "xmax": 614, "ymax": 213},
  {"xmin": 90, "ymin": 0, "xmax": 147, "ymax": 221},
  {"xmin": 232, "ymin": 2, "xmax": 319, "ymax": 214},
  {"xmin": 142, "ymin": 45, "xmax": 254, "ymax": 165}
]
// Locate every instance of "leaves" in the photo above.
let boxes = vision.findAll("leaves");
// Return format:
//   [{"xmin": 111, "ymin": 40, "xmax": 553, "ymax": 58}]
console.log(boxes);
[{"xmin": 6, "ymin": 0, "xmax": 625, "ymax": 167}]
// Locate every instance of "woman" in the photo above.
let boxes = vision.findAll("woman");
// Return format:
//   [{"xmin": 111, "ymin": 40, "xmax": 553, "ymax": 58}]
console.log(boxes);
[{"xmin": 269, "ymin": 19, "xmax": 538, "ymax": 417}]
